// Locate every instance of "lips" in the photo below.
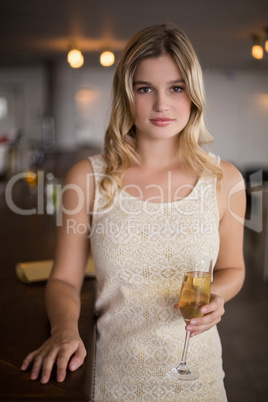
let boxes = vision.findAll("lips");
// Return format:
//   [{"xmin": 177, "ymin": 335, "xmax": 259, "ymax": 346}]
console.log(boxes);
[{"xmin": 149, "ymin": 118, "xmax": 174, "ymax": 127}]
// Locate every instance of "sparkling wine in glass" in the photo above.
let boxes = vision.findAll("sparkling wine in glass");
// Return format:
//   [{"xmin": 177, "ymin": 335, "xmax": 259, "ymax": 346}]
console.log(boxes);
[{"xmin": 166, "ymin": 261, "xmax": 212, "ymax": 381}]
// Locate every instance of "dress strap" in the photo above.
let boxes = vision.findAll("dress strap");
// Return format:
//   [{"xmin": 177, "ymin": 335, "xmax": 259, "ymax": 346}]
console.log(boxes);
[{"xmin": 88, "ymin": 154, "xmax": 108, "ymax": 223}]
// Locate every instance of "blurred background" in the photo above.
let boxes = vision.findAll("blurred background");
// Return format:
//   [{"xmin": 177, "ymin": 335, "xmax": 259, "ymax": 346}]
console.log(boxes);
[
  {"xmin": 0, "ymin": 0, "xmax": 267, "ymax": 166},
  {"xmin": 0, "ymin": 1, "xmax": 267, "ymax": 401}
]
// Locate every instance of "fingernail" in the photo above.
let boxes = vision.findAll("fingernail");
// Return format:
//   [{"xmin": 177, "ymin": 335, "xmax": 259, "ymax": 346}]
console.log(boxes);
[
  {"xmin": 41, "ymin": 375, "xmax": 47, "ymax": 383},
  {"xmin": 190, "ymin": 319, "xmax": 197, "ymax": 325},
  {"xmin": 201, "ymin": 307, "xmax": 207, "ymax": 313},
  {"xmin": 70, "ymin": 361, "xmax": 77, "ymax": 371}
]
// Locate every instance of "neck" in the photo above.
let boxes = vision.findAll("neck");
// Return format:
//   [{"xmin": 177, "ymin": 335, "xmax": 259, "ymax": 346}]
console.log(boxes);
[{"xmin": 135, "ymin": 137, "xmax": 180, "ymax": 170}]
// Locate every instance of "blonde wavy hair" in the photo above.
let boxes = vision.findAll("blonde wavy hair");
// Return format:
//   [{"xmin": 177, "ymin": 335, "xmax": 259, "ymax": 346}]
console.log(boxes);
[{"xmin": 101, "ymin": 23, "xmax": 222, "ymax": 202}]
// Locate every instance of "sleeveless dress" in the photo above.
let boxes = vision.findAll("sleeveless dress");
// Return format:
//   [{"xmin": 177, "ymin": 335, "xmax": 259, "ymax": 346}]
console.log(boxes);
[{"xmin": 89, "ymin": 154, "xmax": 227, "ymax": 402}]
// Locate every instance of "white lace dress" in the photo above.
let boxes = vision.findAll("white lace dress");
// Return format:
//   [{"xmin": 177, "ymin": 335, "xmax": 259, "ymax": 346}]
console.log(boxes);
[{"xmin": 89, "ymin": 154, "xmax": 227, "ymax": 401}]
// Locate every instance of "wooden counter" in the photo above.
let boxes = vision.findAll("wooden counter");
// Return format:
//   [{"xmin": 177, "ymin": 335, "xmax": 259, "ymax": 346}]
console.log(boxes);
[{"xmin": 0, "ymin": 149, "xmax": 98, "ymax": 400}]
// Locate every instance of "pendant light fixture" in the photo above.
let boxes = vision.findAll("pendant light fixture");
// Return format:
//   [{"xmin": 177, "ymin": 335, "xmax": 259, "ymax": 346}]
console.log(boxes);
[
  {"xmin": 265, "ymin": 28, "xmax": 268, "ymax": 53},
  {"xmin": 252, "ymin": 35, "xmax": 263, "ymax": 60},
  {"xmin": 251, "ymin": 28, "xmax": 268, "ymax": 60},
  {"xmin": 67, "ymin": 48, "xmax": 84, "ymax": 68},
  {"xmin": 100, "ymin": 50, "xmax": 115, "ymax": 67}
]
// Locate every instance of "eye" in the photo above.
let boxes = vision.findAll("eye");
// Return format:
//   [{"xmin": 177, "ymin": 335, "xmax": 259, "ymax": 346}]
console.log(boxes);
[
  {"xmin": 171, "ymin": 86, "xmax": 184, "ymax": 93},
  {"xmin": 137, "ymin": 87, "xmax": 152, "ymax": 94}
]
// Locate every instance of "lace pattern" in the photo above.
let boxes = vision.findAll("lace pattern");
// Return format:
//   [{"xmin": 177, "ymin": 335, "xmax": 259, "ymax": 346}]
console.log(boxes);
[{"xmin": 89, "ymin": 154, "xmax": 227, "ymax": 401}]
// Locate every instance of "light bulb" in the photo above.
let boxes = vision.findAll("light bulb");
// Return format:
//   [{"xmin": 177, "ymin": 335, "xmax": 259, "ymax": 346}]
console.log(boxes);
[
  {"xmin": 265, "ymin": 28, "xmax": 268, "ymax": 53},
  {"xmin": 100, "ymin": 51, "xmax": 115, "ymax": 67},
  {"xmin": 252, "ymin": 44, "xmax": 263, "ymax": 60},
  {"xmin": 67, "ymin": 49, "xmax": 84, "ymax": 68},
  {"xmin": 265, "ymin": 39, "xmax": 268, "ymax": 53}
]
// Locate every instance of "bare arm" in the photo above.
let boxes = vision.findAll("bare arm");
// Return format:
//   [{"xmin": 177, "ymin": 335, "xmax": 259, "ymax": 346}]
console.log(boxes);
[
  {"xmin": 186, "ymin": 161, "xmax": 246, "ymax": 336},
  {"xmin": 211, "ymin": 161, "xmax": 246, "ymax": 300},
  {"xmin": 21, "ymin": 159, "xmax": 94, "ymax": 383}
]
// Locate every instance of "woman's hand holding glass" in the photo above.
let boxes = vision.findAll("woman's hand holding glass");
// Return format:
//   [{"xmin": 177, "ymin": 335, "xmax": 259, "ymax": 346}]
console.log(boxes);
[
  {"xmin": 175, "ymin": 292, "xmax": 225, "ymax": 337},
  {"xmin": 21, "ymin": 329, "xmax": 87, "ymax": 384},
  {"xmin": 165, "ymin": 259, "xmax": 226, "ymax": 380}
]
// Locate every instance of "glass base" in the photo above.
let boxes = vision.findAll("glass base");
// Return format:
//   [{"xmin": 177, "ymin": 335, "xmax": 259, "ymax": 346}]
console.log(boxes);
[{"xmin": 166, "ymin": 364, "xmax": 199, "ymax": 381}]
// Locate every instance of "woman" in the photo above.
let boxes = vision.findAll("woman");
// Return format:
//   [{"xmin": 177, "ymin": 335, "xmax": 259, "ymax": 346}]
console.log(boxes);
[{"xmin": 21, "ymin": 23, "xmax": 245, "ymax": 401}]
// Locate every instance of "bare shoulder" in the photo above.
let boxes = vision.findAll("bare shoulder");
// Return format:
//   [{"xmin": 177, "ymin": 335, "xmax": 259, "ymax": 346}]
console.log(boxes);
[
  {"xmin": 217, "ymin": 160, "xmax": 246, "ymax": 220},
  {"xmin": 65, "ymin": 159, "xmax": 94, "ymax": 185},
  {"xmin": 220, "ymin": 160, "xmax": 244, "ymax": 189},
  {"xmin": 62, "ymin": 159, "xmax": 95, "ymax": 211}
]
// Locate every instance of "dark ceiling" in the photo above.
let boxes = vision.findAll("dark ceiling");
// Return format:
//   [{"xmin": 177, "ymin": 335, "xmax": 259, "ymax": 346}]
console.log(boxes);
[{"xmin": 0, "ymin": 0, "xmax": 267, "ymax": 70}]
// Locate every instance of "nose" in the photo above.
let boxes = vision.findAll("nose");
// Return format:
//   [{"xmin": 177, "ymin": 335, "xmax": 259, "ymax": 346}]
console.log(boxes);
[{"xmin": 153, "ymin": 91, "xmax": 169, "ymax": 112}]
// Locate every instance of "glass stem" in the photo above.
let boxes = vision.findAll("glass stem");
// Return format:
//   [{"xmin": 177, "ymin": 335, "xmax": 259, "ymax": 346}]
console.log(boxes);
[{"xmin": 180, "ymin": 330, "xmax": 191, "ymax": 365}]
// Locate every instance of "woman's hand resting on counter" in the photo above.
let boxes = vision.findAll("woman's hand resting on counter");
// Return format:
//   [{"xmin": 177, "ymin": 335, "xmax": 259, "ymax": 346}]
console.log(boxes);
[{"xmin": 21, "ymin": 328, "xmax": 87, "ymax": 384}]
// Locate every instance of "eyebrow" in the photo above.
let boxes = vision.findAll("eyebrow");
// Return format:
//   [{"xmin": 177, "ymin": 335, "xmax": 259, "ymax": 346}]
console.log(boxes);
[{"xmin": 133, "ymin": 79, "xmax": 185, "ymax": 86}]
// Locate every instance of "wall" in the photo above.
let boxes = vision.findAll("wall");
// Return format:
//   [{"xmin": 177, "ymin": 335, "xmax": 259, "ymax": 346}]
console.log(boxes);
[
  {"xmin": 52, "ymin": 62, "xmax": 114, "ymax": 149},
  {"xmin": 0, "ymin": 64, "xmax": 267, "ymax": 172},
  {"xmin": 204, "ymin": 69, "xmax": 268, "ymax": 171},
  {"xmin": 0, "ymin": 66, "xmax": 47, "ymax": 142}
]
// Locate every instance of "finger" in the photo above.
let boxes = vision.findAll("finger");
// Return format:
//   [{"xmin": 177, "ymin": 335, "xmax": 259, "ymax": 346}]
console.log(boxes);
[
  {"xmin": 30, "ymin": 354, "xmax": 45, "ymax": 381},
  {"xmin": 56, "ymin": 342, "xmax": 82, "ymax": 382},
  {"xmin": 40, "ymin": 350, "xmax": 60, "ymax": 384},
  {"xmin": 201, "ymin": 304, "xmax": 218, "ymax": 316},
  {"xmin": 190, "ymin": 330, "xmax": 204, "ymax": 337},
  {"xmin": 56, "ymin": 352, "xmax": 70, "ymax": 382},
  {"xmin": 186, "ymin": 314, "xmax": 222, "ymax": 333},
  {"xmin": 204, "ymin": 295, "xmax": 224, "ymax": 314},
  {"xmin": 21, "ymin": 341, "xmax": 50, "ymax": 373},
  {"xmin": 195, "ymin": 301, "xmax": 225, "ymax": 325},
  {"xmin": 68, "ymin": 344, "xmax": 87, "ymax": 372},
  {"xmin": 21, "ymin": 350, "xmax": 38, "ymax": 371}
]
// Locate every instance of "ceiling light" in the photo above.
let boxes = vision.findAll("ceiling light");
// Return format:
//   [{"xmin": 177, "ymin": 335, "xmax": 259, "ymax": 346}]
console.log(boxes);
[
  {"xmin": 67, "ymin": 49, "xmax": 84, "ymax": 68},
  {"xmin": 265, "ymin": 28, "xmax": 268, "ymax": 53},
  {"xmin": 252, "ymin": 35, "xmax": 263, "ymax": 60},
  {"xmin": 100, "ymin": 51, "xmax": 115, "ymax": 67}
]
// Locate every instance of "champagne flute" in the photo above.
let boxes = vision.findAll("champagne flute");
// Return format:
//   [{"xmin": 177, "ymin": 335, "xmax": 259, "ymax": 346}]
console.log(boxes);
[{"xmin": 166, "ymin": 260, "xmax": 212, "ymax": 381}]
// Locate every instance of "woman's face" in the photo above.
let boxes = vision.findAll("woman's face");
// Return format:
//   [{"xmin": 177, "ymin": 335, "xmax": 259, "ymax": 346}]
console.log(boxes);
[{"xmin": 132, "ymin": 54, "xmax": 191, "ymax": 142}]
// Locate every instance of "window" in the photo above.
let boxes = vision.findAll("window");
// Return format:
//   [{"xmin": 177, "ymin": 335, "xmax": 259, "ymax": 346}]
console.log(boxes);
[{"xmin": 0, "ymin": 97, "xmax": 8, "ymax": 120}]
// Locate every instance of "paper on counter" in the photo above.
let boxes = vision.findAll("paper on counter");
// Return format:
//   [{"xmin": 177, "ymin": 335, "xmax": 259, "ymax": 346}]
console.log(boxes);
[{"xmin": 16, "ymin": 257, "xmax": 95, "ymax": 283}]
